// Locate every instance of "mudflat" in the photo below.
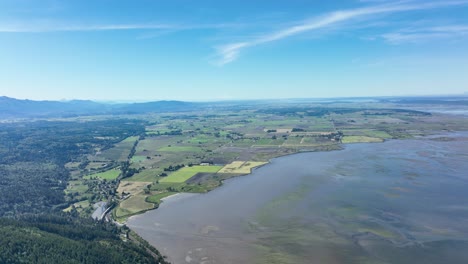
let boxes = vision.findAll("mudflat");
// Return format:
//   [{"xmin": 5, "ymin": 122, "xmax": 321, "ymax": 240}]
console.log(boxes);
[{"xmin": 128, "ymin": 133, "xmax": 468, "ymax": 264}]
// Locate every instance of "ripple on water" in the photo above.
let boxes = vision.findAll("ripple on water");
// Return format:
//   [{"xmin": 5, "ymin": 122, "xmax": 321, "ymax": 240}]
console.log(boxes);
[{"xmin": 128, "ymin": 134, "xmax": 468, "ymax": 264}]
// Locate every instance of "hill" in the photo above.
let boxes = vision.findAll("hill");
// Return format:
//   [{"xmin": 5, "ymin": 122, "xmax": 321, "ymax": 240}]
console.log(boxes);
[
  {"xmin": 0, "ymin": 215, "xmax": 167, "ymax": 264},
  {"xmin": 0, "ymin": 96, "xmax": 201, "ymax": 118}
]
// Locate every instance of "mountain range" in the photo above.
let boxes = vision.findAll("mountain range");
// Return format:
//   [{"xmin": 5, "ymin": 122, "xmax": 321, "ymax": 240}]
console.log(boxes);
[
  {"xmin": 1, "ymin": 95, "xmax": 467, "ymax": 119},
  {"xmin": 0, "ymin": 96, "xmax": 200, "ymax": 118}
]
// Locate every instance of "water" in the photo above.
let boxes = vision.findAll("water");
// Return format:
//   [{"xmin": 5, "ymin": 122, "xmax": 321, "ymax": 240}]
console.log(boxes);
[{"xmin": 128, "ymin": 133, "xmax": 468, "ymax": 264}]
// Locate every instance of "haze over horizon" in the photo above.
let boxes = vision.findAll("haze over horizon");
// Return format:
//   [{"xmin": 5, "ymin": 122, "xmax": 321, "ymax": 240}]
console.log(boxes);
[{"xmin": 1, "ymin": 0, "xmax": 468, "ymax": 101}]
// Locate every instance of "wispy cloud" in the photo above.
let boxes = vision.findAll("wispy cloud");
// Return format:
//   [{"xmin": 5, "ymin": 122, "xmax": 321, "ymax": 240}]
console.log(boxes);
[
  {"xmin": 382, "ymin": 25, "xmax": 468, "ymax": 43},
  {"xmin": 0, "ymin": 22, "xmax": 176, "ymax": 33},
  {"xmin": 0, "ymin": 21, "xmax": 241, "ymax": 33},
  {"xmin": 214, "ymin": 0, "xmax": 468, "ymax": 65}
]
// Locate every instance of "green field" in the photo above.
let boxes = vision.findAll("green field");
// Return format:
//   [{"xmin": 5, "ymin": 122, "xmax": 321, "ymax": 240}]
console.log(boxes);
[
  {"xmin": 127, "ymin": 169, "xmax": 160, "ymax": 182},
  {"xmin": 63, "ymin": 200, "xmax": 90, "ymax": 212},
  {"xmin": 362, "ymin": 130, "xmax": 392, "ymax": 138},
  {"xmin": 341, "ymin": 136, "xmax": 384, "ymax": 144},
  {"xmin": 131, "ymin": 155, "xmax": 147, "ymax": 163},
  {"xmin": 99, "ymin": 136, "xmax": 138, "ymax": 161},
  {"xmin": 158, "ymin": 146, "xmax": 204, "ymax": 152},
  {"xmin": 66, "ymin": 180, "xmax": 89, "ymax": 193},
  {"xmin": 45, "ymin": 105, "xmax": 468, "ymax": 223},
  {"xmin": 123, "ymin": 136, "xmax": 139, "ymax": 143},
  {"xmin": 84, "ymin": 169, "xmax": 120, "ymax": 180},
  {"xmin": 342, "ymin": 129, "xmax": 392, "ymax": 139},
  {"xmin": 159, "ymin": 165, "xmax": 223, "ymax": 183},
  {"xmin": 187, "ymin": 135, "xmax": 212, "ymax": 144},
  {"xmin": 136, "ymin": 137, "xmax": 181, "ymax": 153},
  {"xmin": 146, "ymin": 192, "xmax": 178, "ymax": 204},
  {"xmin": 116, "ymin": 194, "xmax": 155, "ymax": 219}
]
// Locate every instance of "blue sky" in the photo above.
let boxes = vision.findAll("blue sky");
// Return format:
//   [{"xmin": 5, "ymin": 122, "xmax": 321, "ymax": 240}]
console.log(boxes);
[{"xmin": 1, "ymin": 0, "xmax": 468, "ymax": 101}]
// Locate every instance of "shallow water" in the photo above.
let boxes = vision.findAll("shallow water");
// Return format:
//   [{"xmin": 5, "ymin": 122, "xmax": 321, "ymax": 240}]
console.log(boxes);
[{"xmin": 128, "ymin": 133, "xmax": 468, "ymax": 264}]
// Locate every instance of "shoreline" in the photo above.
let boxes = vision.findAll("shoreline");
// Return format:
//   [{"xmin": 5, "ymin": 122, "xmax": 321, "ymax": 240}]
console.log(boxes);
[
  {"xmin": 119, "ymin": 130, "xmax": 461, "ymax": 223},
  {"xmin": 126, "ymin": 132, "xmax": 468, "ymax": 264},
  {"xmin": 121, "ymin": 143, "xmax": 350, "ymax": 225}
]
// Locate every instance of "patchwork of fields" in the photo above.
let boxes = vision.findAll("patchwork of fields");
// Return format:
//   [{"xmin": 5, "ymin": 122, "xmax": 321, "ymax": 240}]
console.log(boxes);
[
  {"xmin": 58, "ymin": 106, "xmax": 467, "ymax": 221},
  {"xmin": 84, "ymin": 169, "xmax": 120, "ymax": 180},
  {"xmin": 218, "ymin": 161, "xmax": 267, "ymax": 174},
  {"xmin": 160, "ymin": 165, "xmax": 223, "ymax": 183}
]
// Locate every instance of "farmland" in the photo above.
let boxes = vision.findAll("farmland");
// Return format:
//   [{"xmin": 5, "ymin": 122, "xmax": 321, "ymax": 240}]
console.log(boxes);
[
  {"xmin": 98, "ymin": 136, "xmax": 139, "ymax": 161},
  {"xmin": 105, "ymin": 105, "xmax": 468, "ymax": 221},
  {"xmin": 115, "ymin": 194, "xmax": 154, "ymax": 220},
  {"xmin": 84, "ymin": 169, "xmax": 120, "ymax": 180},
  {"xmin": 2, "ymin": 98, "xmax": 468, "ymax": 263},
  {"xmin": 341, "ymin": 136, "xmax": 384, "ymax": 143},
  {"xmin": 218, "ymin": 161, "xmax": 267, "ymax": 174},
  {"xmin": 9, "ymin": 100, "xmax": 467, "ymax": 222},
  {"xmin": 160, "ymin": 165, "xmax": 223, "ymax": 183},
  {"xmin": 146, "ymin": 192, "xmax": 178, "ymax": 204}
]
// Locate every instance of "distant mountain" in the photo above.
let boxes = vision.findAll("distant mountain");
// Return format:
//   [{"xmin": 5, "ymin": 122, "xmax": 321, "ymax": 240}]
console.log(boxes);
[
  {"xmin": 381, "ymin": 96, "xmax": 468, "ymax": 105},
  {"xmin": 115, "ymin": 100, "xmax": 200, "ymax": 114},
  {"xmin": 4, "ymin": 95, "xmax": 467, "ymax": 119},
  {"xmin": 0, "ymin": 96, "xmax": 202, "ymax": 119},
  {"xmin": 0, "ymin": 96, "xmax": 107, "ymax": 118}
]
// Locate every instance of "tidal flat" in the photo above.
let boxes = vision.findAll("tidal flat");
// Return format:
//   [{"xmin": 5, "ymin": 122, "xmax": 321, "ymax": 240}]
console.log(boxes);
[{"xmin": 128, "ymin": 132, "xmax": 468, "ymax": 264}]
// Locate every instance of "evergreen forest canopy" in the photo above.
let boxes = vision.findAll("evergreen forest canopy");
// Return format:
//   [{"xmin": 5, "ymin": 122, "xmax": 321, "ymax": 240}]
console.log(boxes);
[
  {"xmin": 0, "ymin": 215, "xmax": 160, "ymax": 264},
  {"xmin": 0, "ymin": 119, "xmax": 168, "ymax": 263},
  {"xmin": 0, "ymin": 119, "xmax": 145, "ymax": 217}
]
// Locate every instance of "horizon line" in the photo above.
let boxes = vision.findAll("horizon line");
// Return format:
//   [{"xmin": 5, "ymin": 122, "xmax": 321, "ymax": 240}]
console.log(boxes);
[{"xmin": 2, "ymin": 93, "xmax": 468, "ymax": 104}]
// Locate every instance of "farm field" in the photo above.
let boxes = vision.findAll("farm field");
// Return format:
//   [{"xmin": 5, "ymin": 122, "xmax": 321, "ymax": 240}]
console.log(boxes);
[
  {"xmin": 84, "ymin": 169, "xmax": 120, "ymax": 180},
  {"xmin": 218, "ymin": 161, "xmax": 267, "ymax": 174},
  {"xmin": 146, "ymin": 192, "xmax": 178, "ymax": 204},
  {"xmin": 65, "ymin": 180, "xmax": 88, "ymax": 194},
  {"xmin": 159, "ymin": 165, "xmax": 223, "ymax": 183},
  {"xmin": 115, "ymin": 194, "xmax": 154, "ymax": 219},
  {"xmin": 127, "ymin": 169, "xmax": 161, "ymax": 182},
  {"xmin": 63, "ymin": 200, "xmax": 91, "ymax": 213},
  {"xmin": 341, "ymin": 129, "xmax": 393, "ymax": 139},
  {"xmin": 44, "ymin": 102, "xmax": 468, "ymax": 223},
  {"xmin": 131, "ymin": 155, "xmax": 148, "ymax": 163},
  {"xmin": 158, "ymin": 146, "xmax": 204, "ymax": 152},
  {"xmin": 341, "ymin": 136, "xmax": 384, "ymax": 143},
  {"xmin": 99, "ymin": 136, "xmax": 138, "ymax": 161},
  {"xmin": 118, "ymin": 181, "xmax": 152, "ymax": 195}
]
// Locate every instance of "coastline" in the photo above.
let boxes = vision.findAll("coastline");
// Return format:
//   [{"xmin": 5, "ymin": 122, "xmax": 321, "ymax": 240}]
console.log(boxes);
[
  {"xmin": 118, "ymin": 130, "xmax": 460, "ymax": 224},
  {"xmin": 126, "ymin": 132, "xmax": 468, "ymax": 263},
  {"xmin": 117, "ymin": 141, "xmax": 378, "ymax": 224}
]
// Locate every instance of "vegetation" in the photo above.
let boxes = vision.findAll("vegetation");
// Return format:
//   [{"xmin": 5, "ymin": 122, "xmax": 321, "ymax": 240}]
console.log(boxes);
[
  {"xmin": 113, "ymin": 105, "xmax": 468, "ymax": 220},
  {"xmin": 115, "ymin": 194, "xmax": 154, "ymax": 219},
  {"xmin": 0, "ymin": 119, "xmax": 145, "ymax": 217},
  {"xmin": 218, "ymin": 161, "xmax": 267, "ymax": 174},
  {"xmin": 158, "ymin": 146, "xmax": 204, "ymax": 152},
  {"xmin": 84, "ymin": 169, "xmax": 121, "ymax": 180},
  {"xmin": 159, "ymin": 165, "xmax": 223, "ymax": 183},
  {"xmin": 0, "ymin": 214, "xmax": 168, "ymax": 264},
  {"xmin": 146, "ymin": 192, "xmax": 178, "ymax": 204},
  {"xmin": 341, "ymin": 136, "xmax": 384, "ymax": 143},
  {"xmin": 0, "ymin": 119, "xmax": 165, "ymax": 262},
  {"xmin": 2, "ymin": 98, "xmax": 468, "ymax": 262}
]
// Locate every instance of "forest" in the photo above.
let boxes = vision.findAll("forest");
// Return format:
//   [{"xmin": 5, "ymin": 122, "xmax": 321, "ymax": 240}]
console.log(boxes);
[
  {"xmin": 0, "ymin": 119, "xmax": 145, "ymax": 217},
  {"xmin": 0, "ymin": 214, "xmax": 164, "ymax": 263},
  {"xmin": 0, "ymin": 119, "xmax": 168, "ymax": 263}
]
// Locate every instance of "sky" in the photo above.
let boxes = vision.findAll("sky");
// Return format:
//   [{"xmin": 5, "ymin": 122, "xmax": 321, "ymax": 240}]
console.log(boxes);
[{"xmin": 1, "ymin": 0, "xmax": 468, "ymax": 101}]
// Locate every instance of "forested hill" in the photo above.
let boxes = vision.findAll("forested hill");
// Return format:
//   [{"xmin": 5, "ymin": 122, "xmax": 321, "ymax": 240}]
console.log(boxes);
[
  {"xmin": 0, "ymin": 119, "xmax": 145, "ymax": 217},
  {"xmin": 0, "ymin": 215, "xmax": 167, "ymax": 264},
  {"xmin": 0, "ymin": 119, "xmax": 169, "ymax": 263}
]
